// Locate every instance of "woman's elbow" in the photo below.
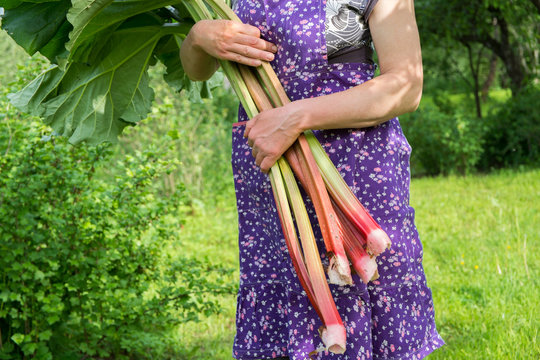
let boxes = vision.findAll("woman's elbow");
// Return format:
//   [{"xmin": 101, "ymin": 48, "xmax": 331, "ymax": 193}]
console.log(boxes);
[{"xmin": 405, "ymin": 70, "xmax": 423, "ymax": 113}]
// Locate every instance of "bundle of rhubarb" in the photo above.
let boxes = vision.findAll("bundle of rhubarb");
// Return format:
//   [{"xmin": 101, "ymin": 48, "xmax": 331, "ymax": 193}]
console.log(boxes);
[{"xmin": 184, "ymin": 0, "xmax": 392, "ymax": 354}]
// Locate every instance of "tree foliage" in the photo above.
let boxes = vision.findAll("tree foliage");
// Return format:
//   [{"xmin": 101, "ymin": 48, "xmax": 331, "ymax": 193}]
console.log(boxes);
[{"xmin": 416, "ymin": 0, "xmax": 540, "ymax": 95}]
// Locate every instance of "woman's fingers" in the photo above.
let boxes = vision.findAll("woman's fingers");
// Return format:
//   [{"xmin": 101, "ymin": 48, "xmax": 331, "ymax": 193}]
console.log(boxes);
[
  {"xmin": 225, "ymin": 43, "xmax": 274, "ymax": 64},
  {"xmin": 194, "ymin": 20, "xmax": 277, "ymax": 66},
  {"xmin": 222, "ymin": 52, "xmax": 263, "ymax": 67},
  {"xmin": 244, "ymin": 117, "xmax": 255, "ymax": 139},
  {"xmin": 235, "ymin": 33, "xmax": 278, "ymax": 53},
  {"xmin": 236, "ymin": 22, "xmax": 261, "ymax": 38}
]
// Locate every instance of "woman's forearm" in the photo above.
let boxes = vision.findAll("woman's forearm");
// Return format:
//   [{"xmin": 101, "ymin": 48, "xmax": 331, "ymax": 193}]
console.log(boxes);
[{"xmin": 294, "ymin": 69, "xmax": 422, "ymax": 132}]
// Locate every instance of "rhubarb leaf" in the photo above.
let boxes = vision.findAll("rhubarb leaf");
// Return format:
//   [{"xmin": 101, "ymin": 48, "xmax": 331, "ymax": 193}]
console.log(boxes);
[
  {"xmin": 8, "ymin": 25, "xmax": 181, "ymax": 144},
  {"xmin": 66, "ymin": 0, "xmax": 182, "ymax": 63},
  {"xmin": 0, "ymin": 0, "xmax": 72, "ymax": 61},
  {"xmin": 2, "ymin": 0, "xmax": 225, "ymax": 144}
]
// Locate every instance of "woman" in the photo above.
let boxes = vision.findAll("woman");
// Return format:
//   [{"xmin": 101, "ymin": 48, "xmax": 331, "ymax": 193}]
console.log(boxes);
[{"xmin": 180, "ymin": 0, "xmax": 444, "ymax": 359}]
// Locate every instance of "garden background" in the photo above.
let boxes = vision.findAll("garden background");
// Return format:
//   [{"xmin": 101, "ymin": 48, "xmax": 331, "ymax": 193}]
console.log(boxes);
[{"xmin": 0, "ymin": 1, "xmax": 539, "ymax": 359}]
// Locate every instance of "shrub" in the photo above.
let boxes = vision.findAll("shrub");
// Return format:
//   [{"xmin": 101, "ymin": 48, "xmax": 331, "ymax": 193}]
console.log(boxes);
[
  {"xmin": 400, "ymin": 102, "xmax": 485, "ymax": 176},
  {"xmin": 0, "ymin": 107, "xmax": 233, "ymax": 358},
  {"xmin": 480, "ymin": 86, "xmax": 540, "ymax": 169}
]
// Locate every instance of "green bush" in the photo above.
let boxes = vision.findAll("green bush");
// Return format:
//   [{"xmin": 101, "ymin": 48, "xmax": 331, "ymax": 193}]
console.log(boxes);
[
  {"xmin": 0, "ymin": 85, "xmax": 233, "ymax": 358},
  {"xmin": 480, "ymin": 86, "xmax": 540, "ymax": 169},
  {"xmin": 400, "ymin": 102, "xmax": 485, "ymax": 176}
]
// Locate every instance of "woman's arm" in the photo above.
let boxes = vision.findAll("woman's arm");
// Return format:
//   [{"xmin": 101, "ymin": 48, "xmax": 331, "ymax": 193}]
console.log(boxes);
[
  {"xmin": 245, "ymin": 0, "xmax": 423, "ymax": 172},
  {"xmin": 180, "ymin": 20, "xmax": 278, "ymax": 81}
]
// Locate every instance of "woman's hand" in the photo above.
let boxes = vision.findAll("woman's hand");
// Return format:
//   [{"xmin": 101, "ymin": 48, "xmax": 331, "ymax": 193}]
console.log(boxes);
[
  {"xmin": 191, "ymin": 20, "xmax": 277, "ymax": 66},
  {"xmin": 244, "ymin": 101, "xmax": 308, "ymax": 173},
  {"xmin": 180, "ymin": 19, "xmax": 277, "ymax": 81}
]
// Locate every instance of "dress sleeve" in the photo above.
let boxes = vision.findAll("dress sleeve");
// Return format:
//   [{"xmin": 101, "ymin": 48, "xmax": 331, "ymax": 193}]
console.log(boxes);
[{"xmin": 364, "ymin": 0, "xmax": 379, "ymax": 22}]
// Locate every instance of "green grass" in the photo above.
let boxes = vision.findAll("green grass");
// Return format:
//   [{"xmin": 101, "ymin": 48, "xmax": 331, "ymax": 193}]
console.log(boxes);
[
  {"xmin": 415, "ymin": 169, "xmax": 539, "ymax": 359},
  {"xmin": 171, "ymin": 194, "xmax": 240, "ymax": 359},
  {"xmin": 176, "ymin": 169, "xmax": 540, "ymax": 359}
]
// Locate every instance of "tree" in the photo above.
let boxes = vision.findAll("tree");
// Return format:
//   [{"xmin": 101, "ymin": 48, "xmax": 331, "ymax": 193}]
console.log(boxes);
[{"xmin": 416, "ymin": 0, "xmax": 540, "ymax": 96}]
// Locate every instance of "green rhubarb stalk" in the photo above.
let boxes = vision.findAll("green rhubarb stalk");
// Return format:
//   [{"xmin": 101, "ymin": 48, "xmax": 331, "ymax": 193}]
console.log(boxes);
[
  {"xmin": 305, "ymin": 131, "xmax": 392, "ymax": 255},
  {"xmin": 268, "ymin": 160, "xmax": 323, "ymax": 321},
  {"xmin": 238, "ymin": 65, "xmax": 274, "ymax": 111},
  {"xmin": 278, "ymin": 157, "xmax": 346, "ymax": 354}
]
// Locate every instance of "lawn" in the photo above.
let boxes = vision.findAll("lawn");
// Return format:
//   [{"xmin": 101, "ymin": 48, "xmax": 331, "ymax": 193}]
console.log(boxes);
[{"xmin": 175, "ymin": 168, "xmax": 540, "ymax": 359}]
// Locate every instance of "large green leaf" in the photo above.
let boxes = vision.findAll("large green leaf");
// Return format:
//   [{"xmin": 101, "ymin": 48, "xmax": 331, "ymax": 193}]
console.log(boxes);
[
  {"xmin": 2, "ymin": 0, "xmax": 226, "ymax": 144},
  {"xmin": 66, "ymin": 0, "xmax": 186, "ymax": 63},
  {"xmin": 0, "ymin": 0, "xmax": 61, "ymax": 10},
  {"xmin": 1, "ymin": 0, "xmax": 71, "ymax": 61},
  {"xmin": 9, "ymin": 24, "xmax": 188, "ymax": 144}
]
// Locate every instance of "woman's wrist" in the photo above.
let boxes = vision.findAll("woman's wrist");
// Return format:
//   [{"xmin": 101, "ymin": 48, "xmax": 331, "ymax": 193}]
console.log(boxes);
[
  {"xmin": 288, "ymin": 99, "xmax": 315, "ymax": 134},
  {"xmin": 188, "ymin": 21, "xmax": 210, "ymax": 54},
  {"xmin": 180, "ymin": 22, "xmax": 219, "ymax": 81}
]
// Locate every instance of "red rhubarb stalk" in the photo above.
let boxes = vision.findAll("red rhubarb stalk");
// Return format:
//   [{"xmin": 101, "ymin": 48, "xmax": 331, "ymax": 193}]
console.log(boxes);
[
  {"xmin": 268, "ymin": 167, "xmax": 323, "ymax": 321},
  {"xmin": 333, "ymin": 203, "xmax": 379, "ymax": 284},
  {"xmin": 288, "ymin": 151, "xmax": 378, "ymax": 284},
  {"xmin": 291, "ymin": 140, "xmax": 352, "ymax": 285}
]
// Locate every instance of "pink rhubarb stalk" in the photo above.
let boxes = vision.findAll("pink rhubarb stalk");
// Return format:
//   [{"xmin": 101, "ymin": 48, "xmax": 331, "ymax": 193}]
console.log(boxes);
[
  {"xmin": 268, "ymin": 164, "xmax": 323, "ymax": 321},
  {"xmin": 289, "ymin": 141, "xmax": 352, "ymax": 285},
  {"xmin": 333, "ymin": 202, "xmax": 379, "ymax": 283},
  {"xmin": 288, "ymin": 150, "xmax": 378, "ymax": 284}
]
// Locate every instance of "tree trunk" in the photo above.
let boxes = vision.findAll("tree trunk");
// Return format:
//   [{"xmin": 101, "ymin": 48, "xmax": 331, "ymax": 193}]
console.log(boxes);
[
  {"xmin": 495, "ymin": 14, "xmax": 526, "ymax": 95},
  {"xmin": 481, "ymin": 53, "xmax": 497, "ymax": 101},
  {"xmin": 460, "ymin": 8, "xmax": 528, "ymax": 96},
  {"xmin": 465, "ymin": 44, "xmax": 483, "ymax": 118}
]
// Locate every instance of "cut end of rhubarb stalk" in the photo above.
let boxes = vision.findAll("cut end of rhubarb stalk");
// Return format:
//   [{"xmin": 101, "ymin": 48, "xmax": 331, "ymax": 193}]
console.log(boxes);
[
  {"xmin": 327, "ymin": 254, "xmax": 353, "ymax": 286},
  {"xmin": 353, "ymin": 255, "xmax": 378, "ymax": 284},
  {"xmin": 319, "ymin": 324, "xmax": 347, "ymax": 354},
  {"xmin": 371, "ymin": 268, "xmax": 380, "ymax": 281},
  {"xmin": 366, "ymin": 229, "xmax": 392, "ymax": 256}
]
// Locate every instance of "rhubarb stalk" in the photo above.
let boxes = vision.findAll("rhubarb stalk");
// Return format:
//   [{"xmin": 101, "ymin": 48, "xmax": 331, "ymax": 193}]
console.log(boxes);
[
  {"xmin": 278, "ymin": 157, "xmax": 346, "ymax": 354},
  {"xmin": 287, "ymin": 150, "xmax": 378, "ymax": 284},
  {"xmin": 237, "ymin": 65, "xmax": 352, "ymax": 285},
  {"xmin": 304, "ymin": 131, "xmax": 392, "ymax": 255}
]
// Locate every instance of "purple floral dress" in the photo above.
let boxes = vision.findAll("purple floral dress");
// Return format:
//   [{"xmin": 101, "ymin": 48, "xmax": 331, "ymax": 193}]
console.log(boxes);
[{"xmin": 230, "ymin": 1, "xmax": 445, "ymax": 359}]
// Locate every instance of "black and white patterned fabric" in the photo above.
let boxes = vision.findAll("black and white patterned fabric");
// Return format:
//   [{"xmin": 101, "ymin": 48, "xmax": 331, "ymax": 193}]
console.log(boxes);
[{"xmin": 324, "ymin": 0, "xmax": 378, "ymax": 60}]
